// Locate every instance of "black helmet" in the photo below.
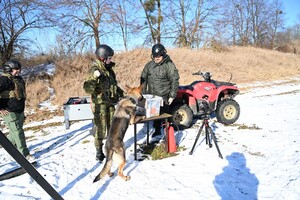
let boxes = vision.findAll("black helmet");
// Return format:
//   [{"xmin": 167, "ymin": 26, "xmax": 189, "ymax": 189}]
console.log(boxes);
[
  {"xmin": 152, "ymin": 43, "xmax": 167, "ymax": 57},
  {"xmin": 95, "ymin": 44, "xmax": 114, "ymax": 59},
  {"xmin": 3, "ymin": 60, "xmax": 22, "ymax": 73}
]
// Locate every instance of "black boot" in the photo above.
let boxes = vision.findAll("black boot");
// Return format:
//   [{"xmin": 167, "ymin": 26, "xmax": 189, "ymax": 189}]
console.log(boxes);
[
  {"xmin": 152, "ymin": 120, "xmax": 162, "ymax": 137},
  {"xmin": 96, "ymin": 147, "xmax": 105, "ymax": 162},
  {"xmin": 152, "ymin": 128, "xmax": 161, "ymax": 137}
]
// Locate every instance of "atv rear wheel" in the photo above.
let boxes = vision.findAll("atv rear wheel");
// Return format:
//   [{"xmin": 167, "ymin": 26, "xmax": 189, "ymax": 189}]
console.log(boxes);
[
  {"xmin": 170, "ymin": 104, "xmax": 193, "ymax": 129},
  {"xmin": 216, "ymin": 99, "xmax": 240, "ymax": 125}
]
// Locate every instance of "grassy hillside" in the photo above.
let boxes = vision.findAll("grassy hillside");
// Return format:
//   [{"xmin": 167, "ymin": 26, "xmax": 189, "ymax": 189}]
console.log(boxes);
[
  {"xmin": 115, "ymin": 46, "xmax": 300, "ymax": 86},
  {"xmin": 24, "ymin": 46, "xmax": 300, "ymax": 122}
]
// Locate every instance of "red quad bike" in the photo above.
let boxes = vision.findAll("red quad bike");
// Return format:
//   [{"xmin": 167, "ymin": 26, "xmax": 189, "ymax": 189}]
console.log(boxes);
[{"xmin": 170, "ymin": 71, "xmax": 240, "ymax": 129}]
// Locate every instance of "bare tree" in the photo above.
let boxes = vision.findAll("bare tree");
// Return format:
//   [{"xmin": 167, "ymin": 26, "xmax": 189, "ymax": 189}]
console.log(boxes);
[
  {"xmin": 216, "ymin": 0, "xmax": 285, "ymax": 48},
  {"xmin": 235, "ymin": 0, "xmax": 251, "ymax": 45},
  {"xmin": 139, "ymin": 0, "xmax": 162, "ymax": 44},
  {"xmin": 248, "ymin": 0, "xmax": 267, "ymax": 46},
  {"xmin": 217, "ymin": 0, "xmax": 252, "ymax": 46},
  {"xmin": 267, "ymin": 0, "xmax": 284, "ymax": 48},
  {"xmin": 52, "ymin": 0, "xmax": 114, "ymax": 53},
  {"xmin": 165, "ymin": 0, "xmax": 218, "ymax": 48},
  {"xmin": 291, "ymin": 24, "xmax": 300, "ymax": 39},
  {"xmin": 0, "ymin": 0, "xmax": 55, "ymax": 65},
  {"xmin": 110, "ymin": 0, "xmax": 141, "ymax": 51},
  {"xmin": 112, "ymin": 0, "xmax": 130, "ymax": 51},
  {"xmin": 53, "ymin": 0, "xmax": 142, "ymax": 52}
]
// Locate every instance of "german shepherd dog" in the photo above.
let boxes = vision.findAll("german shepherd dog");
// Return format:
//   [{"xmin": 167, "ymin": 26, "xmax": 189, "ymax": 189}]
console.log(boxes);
[{"xmin": 93, "ymin": 84, "xmax": 145, "ymax": 182}]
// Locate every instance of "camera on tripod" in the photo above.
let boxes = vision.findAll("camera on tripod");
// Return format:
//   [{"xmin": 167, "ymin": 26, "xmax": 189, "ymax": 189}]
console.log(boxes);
[
  {"xmin": 198, "ymin": 100, "xmax": 213, "ymax": 119},
  {"xmin": 190, "ymin": 100, "xmax": 223, "ymax": 159}
]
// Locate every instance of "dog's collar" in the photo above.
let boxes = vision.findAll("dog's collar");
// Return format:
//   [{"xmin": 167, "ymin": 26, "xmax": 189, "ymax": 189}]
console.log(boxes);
[{"xmin": 125, "ymin": 97, "xmax": 137, "ymax": 104}]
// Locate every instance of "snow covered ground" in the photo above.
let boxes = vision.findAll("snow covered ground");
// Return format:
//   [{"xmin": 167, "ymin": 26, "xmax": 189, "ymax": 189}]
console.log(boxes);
[{"xmin": 0, "ymin": 78, "xmax": 299, "ymax": 200}]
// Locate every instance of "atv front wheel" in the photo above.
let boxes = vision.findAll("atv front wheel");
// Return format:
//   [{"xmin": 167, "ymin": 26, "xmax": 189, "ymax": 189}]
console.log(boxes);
[
  {"xmin": 216, "ymin": 99, "xmax": 240, "ymax": 125},
  {"xmin": 170, "ymin": 104, "xmax": 193, "ymax": 129}
]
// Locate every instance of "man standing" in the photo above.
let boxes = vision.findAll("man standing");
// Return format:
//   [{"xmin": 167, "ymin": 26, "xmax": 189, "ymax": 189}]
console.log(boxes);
[
  {"xmin": 83, "ymin": 44, "xmax": 124, "ymax": 162},
  {"xmin": 140, "ymin": 44, "xmax": 179, "ymax": 142},
  {"xmin": 0, "ymin": 60, "xmax": 33, "ymax": 160}
]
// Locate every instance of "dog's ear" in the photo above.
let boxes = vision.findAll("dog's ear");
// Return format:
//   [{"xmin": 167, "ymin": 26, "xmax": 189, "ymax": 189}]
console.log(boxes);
[
  {"xmin": 138, "ymin": 84, "xmax": 144, "ymax": 92},
  {"xmin": 139, "ymin": 83, "xmax": 144, "ymax": 90}
]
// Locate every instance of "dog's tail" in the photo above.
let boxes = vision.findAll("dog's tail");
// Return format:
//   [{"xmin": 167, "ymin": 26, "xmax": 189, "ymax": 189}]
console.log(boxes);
[{"xmin": 93, "ymin": 150, "xmax": 114, "ymax": 183}]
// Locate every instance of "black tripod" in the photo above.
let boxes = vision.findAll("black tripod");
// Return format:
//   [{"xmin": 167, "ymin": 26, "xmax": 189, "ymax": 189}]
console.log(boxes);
[{"xmin": 189, "ymin": 114, "xmax": 223, "ymax": 159}]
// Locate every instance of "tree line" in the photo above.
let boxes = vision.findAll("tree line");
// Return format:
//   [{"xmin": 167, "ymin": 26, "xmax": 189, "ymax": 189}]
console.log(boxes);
[{"xmin": 1, "ymin": 0, "xmax": 299, "ymax": 65}]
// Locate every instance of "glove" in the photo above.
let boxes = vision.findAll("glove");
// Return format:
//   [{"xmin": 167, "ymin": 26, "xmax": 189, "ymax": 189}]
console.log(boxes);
[
  {"xmin": 168, "ymin": 97, "xmax": 174, "ymax": 105},
  {"xmin": 93, "ymin": 70, "xmax": 102, "ymax": 78},
  {"xmin": 83, "ymin": 80, "xmax": 96, "ymax": 94}
]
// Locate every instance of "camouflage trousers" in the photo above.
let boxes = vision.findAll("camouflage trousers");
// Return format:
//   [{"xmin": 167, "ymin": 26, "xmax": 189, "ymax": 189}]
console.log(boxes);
[{"xmin": 91, "ymin": 102, "xmax": 115, "ymax": 149}]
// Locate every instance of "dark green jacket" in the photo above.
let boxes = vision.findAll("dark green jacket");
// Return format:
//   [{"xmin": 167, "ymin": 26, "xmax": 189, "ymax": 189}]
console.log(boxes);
[
  {"xmin": 83, "ymin": 60, "xmax": 123, "ymax": 104},
  {"xmin": 141, "ymin": 55, "xmax": 179, "ymax": 101}
]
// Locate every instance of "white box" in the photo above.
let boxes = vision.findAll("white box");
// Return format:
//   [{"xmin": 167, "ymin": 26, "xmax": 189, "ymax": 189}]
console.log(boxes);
[
  {"xmin": 63, "ymin": 96, "xmax": 93, "ymax": 129},
  {"xmin": 143, "ymin": 94, "xmax": 163, "ymax": 118}
]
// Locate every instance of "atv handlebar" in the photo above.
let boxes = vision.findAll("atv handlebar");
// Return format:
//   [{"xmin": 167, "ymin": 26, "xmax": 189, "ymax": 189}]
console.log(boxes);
[
  {"xmin": 192, "ymin": 71, "xmax": 212, "ymax": 82},
  {"xmin": 192, "ymin": 71, "xmax": 203, "ymax": 76},
  {"xmin": 192, "ymin": 70, "xmax": 235, "ymax": 84}
]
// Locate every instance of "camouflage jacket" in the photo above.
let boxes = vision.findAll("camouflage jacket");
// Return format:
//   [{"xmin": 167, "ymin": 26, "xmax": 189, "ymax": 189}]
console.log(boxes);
[{"xmin": 83, "ymin": 60, "xmax": 123, "ymax": 104}]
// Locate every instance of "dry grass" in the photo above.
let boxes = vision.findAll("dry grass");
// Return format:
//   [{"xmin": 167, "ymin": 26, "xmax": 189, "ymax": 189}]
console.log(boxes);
[
  {"xmin": 25, "ymin": 109, "xmax": 63, "ymax": 124},
  {"xmin": 114, "ymin": 46, "xmax": 300, "ymax": 87},
  {"xmin": 19, "ymin": 54, "xmax": 55, "ymax": 70},
  {"xmin": 51, "ymin": 54, "xmax": 94, "ymax": 106},
  {"xmin": 23, "ymin": 46, "xmax": 300, "ymax": 122},
  {"xmin": 26, "ymin": 79, "xmax": 51, "ymax": 109},
  {"xmin": 166, "ymin": 46, "xmax": 300, "ymax": 85}
]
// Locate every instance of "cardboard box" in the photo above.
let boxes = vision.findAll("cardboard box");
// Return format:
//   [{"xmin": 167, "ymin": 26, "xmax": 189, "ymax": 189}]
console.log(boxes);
[{"xmin": 143, "ymin": 94, "xmax": 163, "ymax": 118}]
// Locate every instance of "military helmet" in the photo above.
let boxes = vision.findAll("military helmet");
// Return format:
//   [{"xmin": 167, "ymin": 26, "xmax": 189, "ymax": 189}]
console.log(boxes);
[
  {"xmin": 95, "ymin": 44, "xmax": 114, "ymax": 59},
  {"xmin": 152, "ymin": 43, "xmax": 167, "ymax": 57},
  {"xmin": 3, "ymin": 60, "xmax": 22, "ymax": 73}
]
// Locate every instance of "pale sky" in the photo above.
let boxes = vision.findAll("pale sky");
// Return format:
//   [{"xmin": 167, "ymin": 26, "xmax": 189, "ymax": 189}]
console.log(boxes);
[
  {"xmin": 29, "ymin": 0, "xmax": 300, "ymax": 53},
  {"xmin": 282, "ymin": 0, "xmax": 300, "ymax": 26}
]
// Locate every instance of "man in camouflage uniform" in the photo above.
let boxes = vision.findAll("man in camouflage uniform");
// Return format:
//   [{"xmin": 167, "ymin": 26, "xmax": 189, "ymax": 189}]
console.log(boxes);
[
  {"xmin": 0, "ymin": 60, "xmax": 33, "ymax": 160},
  {"xmin": 83, "ymin": 44, "xmax": 123, "ymax": 162}
]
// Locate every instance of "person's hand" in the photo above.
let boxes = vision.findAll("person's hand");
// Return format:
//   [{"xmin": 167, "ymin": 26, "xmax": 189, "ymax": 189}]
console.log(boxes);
[
  {"xmin": 168, "ymin": 98, "xmax": 174, "ymax": 105},
  {"xmin": 0, "ymin": 109, "xmax": 9, "ymax": 116},
  {"xmin": 93, "ymin": 70, "xmax": 102, "ymax": 78}
]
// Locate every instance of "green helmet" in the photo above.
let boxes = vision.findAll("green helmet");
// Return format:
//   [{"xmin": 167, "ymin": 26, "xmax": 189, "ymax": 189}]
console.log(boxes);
[{"xmin": 95, "ymin": 44, "xmax": 114, "ymax": 59}]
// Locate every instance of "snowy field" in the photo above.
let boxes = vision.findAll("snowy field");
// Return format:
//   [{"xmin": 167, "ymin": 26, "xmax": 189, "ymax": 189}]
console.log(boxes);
[{"xmin": 0, "ymin": 78, "xmax": 299, "ymax": 200}]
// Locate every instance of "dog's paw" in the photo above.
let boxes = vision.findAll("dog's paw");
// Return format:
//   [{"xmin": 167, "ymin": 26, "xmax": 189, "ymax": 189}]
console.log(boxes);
[
  {"xmin": 135, "ymin": 116, "xmax": 145, "ymax": 123},
  {"xmin": 124, "ymin": 175, "xmax": 131, "ymax": 181},
  {"xmin": 119, "ymin": 174, "xmax": 131, "ymax": 181},
  {"xmin": 108, "ymin": 172, "xmax": 114, "ymax": 177}
]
